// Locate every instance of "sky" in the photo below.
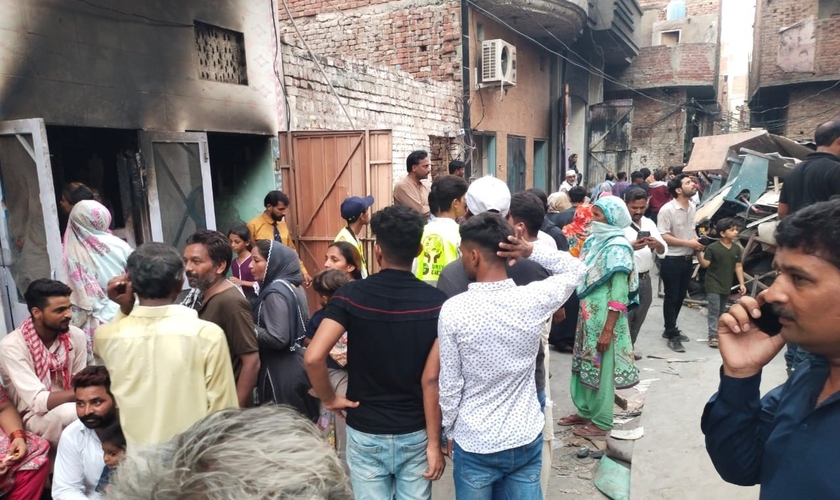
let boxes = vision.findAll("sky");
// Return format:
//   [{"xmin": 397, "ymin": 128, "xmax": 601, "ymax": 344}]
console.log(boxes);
[{"xmin": 720, "ymin": 0, "xmax": 756, "ymax": 75}]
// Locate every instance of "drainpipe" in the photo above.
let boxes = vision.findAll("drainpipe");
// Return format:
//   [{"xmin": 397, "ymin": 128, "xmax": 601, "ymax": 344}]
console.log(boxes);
[{"xmin": 460, "ymin": 0, "xmax": 473, "ymax": 177}]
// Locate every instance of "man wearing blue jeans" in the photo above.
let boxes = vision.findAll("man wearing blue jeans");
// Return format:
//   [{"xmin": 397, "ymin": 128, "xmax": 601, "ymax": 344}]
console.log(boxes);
[
  {"xmin": 305, "ymin": 206, "xmax": 448, "ymax": 499},
  {"xmin": 438, "ymin": 213, "xmax": 585, "ymax": 499}
]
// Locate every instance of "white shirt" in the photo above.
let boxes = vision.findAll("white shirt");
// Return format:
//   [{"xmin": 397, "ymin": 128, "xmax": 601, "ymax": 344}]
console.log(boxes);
[
  {"xmin": 623, "ymin": 216, "xmax": 668, "ymax": 273},
  {"xmin": 559, "ymin": 180, "xmax": 576, "ymax": 193},
  {"xmin": 536, "ymin": 230, "xmax": 558, "ymax": 250},
  {"xmin": 53, "ymin": 420, "xmax": 105, "ymax": 500},
  {"xmin": 657, "ymin": 199, "xmax": 697, "ymax": 257},
  {"xmin": 438, "ymin": 245, "xmax": 585, "ymax": 454}
]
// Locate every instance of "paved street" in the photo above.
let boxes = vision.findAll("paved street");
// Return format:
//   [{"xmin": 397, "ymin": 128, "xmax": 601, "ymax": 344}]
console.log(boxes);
[{"xmin": 434, "ymin": 275, "xmax": 788, "ymax": 499}]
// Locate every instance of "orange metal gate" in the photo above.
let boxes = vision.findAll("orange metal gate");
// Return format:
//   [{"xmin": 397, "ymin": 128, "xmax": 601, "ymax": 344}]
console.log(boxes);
[{"xmin": 279, "ymin": 130, "xmax": 393, "ymax": 312}]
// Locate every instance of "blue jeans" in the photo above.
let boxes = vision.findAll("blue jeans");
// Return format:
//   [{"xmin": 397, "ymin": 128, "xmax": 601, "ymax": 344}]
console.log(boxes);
[
  {"xmin": 346, "ymin": 426, "xmax": 431, "ymax": 500},
  {"xmin": 453, "ymin": 434, "xmax": 543, "ymax": 500},
  {"xmin": 706, "ymin": 292, "xmax": 729, "ymax": 338},
  {"xmin": 537, "ymin": 390, "xmax": 546, "ymax": 413}
]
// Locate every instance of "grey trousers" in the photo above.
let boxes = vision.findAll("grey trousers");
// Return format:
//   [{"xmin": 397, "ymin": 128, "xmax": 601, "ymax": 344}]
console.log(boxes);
[
  {"xmin": 628, "ymin": 274, "xmax": 652, "ymax": 346},
  {"xmin": 706, "ymin": 292, "xmax": 729, "ymax": 338}
]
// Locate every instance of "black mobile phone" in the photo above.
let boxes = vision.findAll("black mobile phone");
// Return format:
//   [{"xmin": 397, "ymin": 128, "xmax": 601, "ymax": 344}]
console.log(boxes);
[
  {"xmin": 754, "ymin": 303, "xmax": 783, "ymax": 336},
  {"xmin": 636, "ymin": 231, "xmax": 651, "ymax": 239}
]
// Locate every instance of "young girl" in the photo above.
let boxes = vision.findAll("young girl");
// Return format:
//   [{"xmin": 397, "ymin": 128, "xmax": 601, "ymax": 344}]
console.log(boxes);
[
  {"xmin": 96, "ymin": 423, "xmax": 126, "ymax": 494},
  {"xmin": 228, "ymin": 225, "xmax": 257, "ymax": 299},
  {"xmin": 305, "ymin": 269, "xmax": 351, "ymax": 461}
]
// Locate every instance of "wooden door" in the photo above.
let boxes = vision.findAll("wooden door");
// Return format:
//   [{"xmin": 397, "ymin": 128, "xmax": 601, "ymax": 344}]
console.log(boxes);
[
  {"xmin": 280, "ymin": 130, "xmax": 393, "ymax": 313},
  {"xmin": 507, "ymin": 135, "xmax": 526, "ymax": 192}
]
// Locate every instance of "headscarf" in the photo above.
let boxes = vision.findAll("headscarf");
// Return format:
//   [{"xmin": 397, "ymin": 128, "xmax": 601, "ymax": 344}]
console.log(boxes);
[
  {"xmin": 577, "ymin": 196, "xmax": 638, "ymax": 303},
  {"xmin": 547, "ymin": 192, "xmax": 571, "ymax": 213},
  {"xmin": 254, "ymin": 240, "xmax": 307, "ymax": 352},
  {"xmin": 562, "ymin": 203, "xmax": 593, "ymax": 258},
  {"xmin": 63, "ymin": 201, "xmax": 132, "ymax": 359}
]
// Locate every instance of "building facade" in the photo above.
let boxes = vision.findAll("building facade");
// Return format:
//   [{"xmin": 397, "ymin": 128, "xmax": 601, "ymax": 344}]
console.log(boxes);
[
  {"xmin": 602, "ymin": 0, "xmax": 722, "ymax": 180},
  {"xmin": 0, "ymin": 0, "xmax": 283, "ymax": 330},
  {"xmin": 749, "ymin": 0, "xmax": 840, "ymax": 142}
]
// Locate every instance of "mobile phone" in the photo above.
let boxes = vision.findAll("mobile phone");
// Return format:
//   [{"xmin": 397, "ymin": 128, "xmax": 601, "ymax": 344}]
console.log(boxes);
[
  {"xmin": 753, "ymin": 303, "xmax": 783, "ymax": 336},
  {"xmin": 636, "ymin": 231, "xmax": 651, "ymax": 239}
]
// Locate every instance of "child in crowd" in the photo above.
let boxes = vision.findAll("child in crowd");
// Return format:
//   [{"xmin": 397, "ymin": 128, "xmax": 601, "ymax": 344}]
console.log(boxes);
[
  {"xmin": 305, "ymin": 269, "xmax": 351, "ymax": 459},
  {"xmin": 228, "ymin": 225, "xmax": 257, "ymax": 299},
  {"xmin": 697, "ymin": 217, "xmax": 746, "ymax": 348},
  {"xmin": 96, "ymin": 422, "xmax": 126, "ymax": 494}
]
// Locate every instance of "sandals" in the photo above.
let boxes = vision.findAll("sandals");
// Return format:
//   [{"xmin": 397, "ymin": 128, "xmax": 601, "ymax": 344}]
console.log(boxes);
[
  {"xmin": 558, "ymin": 414, "xmax": 589, "ymax": 426},
  {"xmin": 708, "ymin": 337, "xmax": 719, "ymax": 348},
  {"xmin": 573, "ymin": 423, "xmax": 609, "ymax": 438}
]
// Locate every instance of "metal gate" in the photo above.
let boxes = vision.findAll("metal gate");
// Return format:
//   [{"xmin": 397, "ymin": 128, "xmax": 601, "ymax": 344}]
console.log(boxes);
[
  {"xmin": 0, "ymin": 119, "xmax": 64, "ymax": 333},
  {"xmin": 587, "ymin": 100, "xmax": 633, "ymax": 191},
  {"xmin": 279, "ymin": 130, "xmax": 393, "ymax": 312},
  {"xmin": 139, "ymin": 131, "xmax": 216, "ymax": 252}
]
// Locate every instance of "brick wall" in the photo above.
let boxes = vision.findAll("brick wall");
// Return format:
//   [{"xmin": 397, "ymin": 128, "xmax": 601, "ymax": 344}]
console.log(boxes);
[
  {"xmin": 752, "ymin": 0, "xmax": 840, "ymax": 90},
  {"xmin": 278, "ymin": 0, "xmax": 461, "ymax": 83},
  {"xmin": 624, "ymin": 89, "xmax": 689, "ymax": 170},
  {"xmin": 608, "ymin": 43, "xmax": 718, "ymax": 90},
  {"xmin": 642, "ymin": 0, "xmax": 721, "ymax": 21},
  {"xmin": 277, "ymin": 0, "xmax": 464, "ymax": 183},
  {"xmin": 781, "ymin": 83, "xmax": 840, "ymax": 141}
]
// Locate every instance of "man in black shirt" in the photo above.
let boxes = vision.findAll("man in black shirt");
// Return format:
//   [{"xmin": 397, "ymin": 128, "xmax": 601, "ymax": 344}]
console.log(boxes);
[
  {"xmin": 554, "ymin": 186, "xmax": 587, "ymax": 229},
  {"xmin": 777, "ymin": 120, "xmax": 840, "ymax": 372},
  {"xmin": 304, "ymin": 206, "xmax": 446, "ymax": 500},
  {"xmin": 779, "ymin": 120, "xmax": 840, "ymax": 218}
]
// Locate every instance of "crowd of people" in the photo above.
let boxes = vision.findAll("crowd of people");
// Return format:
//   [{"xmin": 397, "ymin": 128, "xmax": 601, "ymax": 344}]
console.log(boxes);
[{"xmin": 0, "ymin": 120, "xmax": 838, "ymax": 499}]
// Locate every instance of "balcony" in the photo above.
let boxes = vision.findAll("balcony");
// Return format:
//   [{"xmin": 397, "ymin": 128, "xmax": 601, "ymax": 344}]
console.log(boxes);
[
  {"xmin": 470, "ymin": 0, "xmax": 588, "ymax": 44},
  {"xmin": 589, "ymin": 0, "xmax": 643, "ymax": 66}
]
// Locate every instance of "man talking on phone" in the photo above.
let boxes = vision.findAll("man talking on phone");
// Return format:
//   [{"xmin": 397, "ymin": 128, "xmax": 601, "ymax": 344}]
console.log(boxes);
[
  {"xmin": 623, "ymin": 188, "xmax": 667, "ymax": 358},
  {"xmin": 702, "ymin": 199, "xmax": 840, "ymax": 499}
]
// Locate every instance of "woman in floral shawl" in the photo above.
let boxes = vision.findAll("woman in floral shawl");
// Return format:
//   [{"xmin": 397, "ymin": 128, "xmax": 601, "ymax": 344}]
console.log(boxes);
[
  {"xmin": 558, "ymin": 196, "xmax": 639, "ymax": 437},
  {"xmin": 561, "ymin": 203, "xmax": 593, "ymax": 258},
  {"xmin": 0, "ymin": 386, "xmax": 50, "ymax": 499},
  {"xmin": 63, "ymin": 200, "xmax": 132, "ymax": 361}
]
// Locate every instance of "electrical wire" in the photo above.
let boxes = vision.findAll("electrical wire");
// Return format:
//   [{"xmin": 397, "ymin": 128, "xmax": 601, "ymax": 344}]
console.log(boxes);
[
  {"xmin": 752, "ymin": 80, "xmax": 840, "ymax": 116},
  {"xmin": 278, "ymin": 0, "xmax": 356, "ymax": 129},
  {"xmin": 479, "ymin": 0, "xmax": 688, "ymax": 109},
  {"xmin": 72, "ymin": 0, "xmax": 194, "ymax": 27},
  {"xmin": 269, "ymin": 0, "xmax": 292, "ymax": 131}
]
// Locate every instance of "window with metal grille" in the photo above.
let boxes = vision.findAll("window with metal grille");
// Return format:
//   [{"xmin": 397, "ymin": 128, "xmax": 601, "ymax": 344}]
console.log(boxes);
[{"xmin": 194, "ymin": 21, "xmax": 248, "ymax": 85}]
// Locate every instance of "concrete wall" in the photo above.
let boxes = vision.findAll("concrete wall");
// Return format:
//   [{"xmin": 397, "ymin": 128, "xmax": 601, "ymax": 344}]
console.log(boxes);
[
  {"xmin": 468, "ymin": 11, "xmax": 555, "ymax": 188},
  {"xmin": 0, "ymin": 0, "xmax": 281, "ymax": 134},
  {"xmin": 277, "ymin": 0, "xmax": 463, "ymax": 184},
  {"xmin": 610, "ymin": 89, "xmax": 688, "ymax": 171}
]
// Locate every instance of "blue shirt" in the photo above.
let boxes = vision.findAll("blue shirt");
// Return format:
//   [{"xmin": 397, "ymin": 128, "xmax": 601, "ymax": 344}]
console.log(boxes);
[{"xmin": 701, "ymin": 355, "xmax": 840, "ymax": 500}]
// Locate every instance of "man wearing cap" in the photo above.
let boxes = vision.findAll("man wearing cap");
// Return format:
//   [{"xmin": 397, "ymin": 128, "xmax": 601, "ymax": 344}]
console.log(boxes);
[
  {"xmin": 336, "ymin": 196, "xmax": 374, "ymax": 278},
  {"xmin": 394, "ymin": 151, "xmax": 432, "ymax": 219},
  {"xmin": 560, "ymin": 170, "xmax": 578, "ymax": 193}
]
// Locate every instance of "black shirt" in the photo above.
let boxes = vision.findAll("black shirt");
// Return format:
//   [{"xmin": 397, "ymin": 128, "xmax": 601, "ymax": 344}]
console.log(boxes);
[
  {"xmin": 306, "ymin": 309, "xmax": 342, "ymax": 370},
  {"xmin": 552, "ymin": 206, "xmax": 578, "ymax": 229},
  {"xmin": 541, "ymin": 219, "xmax": 569, "ymax": 251},
  {"xmin": 324, "ymin": 269, "xmax": 447, "ymax": 434},
  {"xmin": 779, "ymin": 152, "xmax": 840, "ymax": 214}
]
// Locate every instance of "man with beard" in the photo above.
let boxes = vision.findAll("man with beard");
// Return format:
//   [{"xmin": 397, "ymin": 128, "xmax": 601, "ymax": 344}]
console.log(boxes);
[
  {"xmin": 0, "ymin": 279, "xmax": 87, "ymax": 447},
  {"xmin": 657, "ymin": 174, "xmax": 705, "ymax": 352},
  {"xmin": 702, "ymin": 200, "xmax": 840, "ymax": 499},
  {"xmin": 95, "ymin": 243, "xmax": 238, "ymax": 447},
  {"xmin": 182, "ymin": 230, "xmax": 259, "ymax": 407},
  {"xmin": 623, "ymin": 188, "xmax": 667, "ymax": 358},
  {"xmin": 53, "ymin": 366, "xmax": 116, "ymax": 499},
  {"xmin": 247, "ymin": 190, "xmax": 312, "ymax": 287}
]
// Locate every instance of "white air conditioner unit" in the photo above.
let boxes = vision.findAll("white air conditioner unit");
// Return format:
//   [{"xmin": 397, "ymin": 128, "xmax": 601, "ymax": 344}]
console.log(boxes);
[{"xmin": 481, "ymin": 39, "xmax": 516, "ymax": 87}]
